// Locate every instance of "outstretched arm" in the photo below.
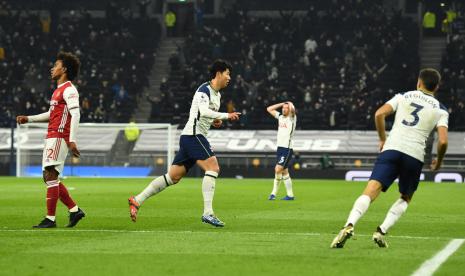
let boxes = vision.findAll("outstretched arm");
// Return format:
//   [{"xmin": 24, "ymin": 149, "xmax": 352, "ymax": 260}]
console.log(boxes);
[
  {"xmin": 196, "ymin": 93, "xmax": 240, "ymax": 121},
  {"xmin": 17, "ymin": 110, "xmax": 51, "ymax": 124},
  {"xmin": 266, "ymin": 102, "xmax": 285, "ymax": 118}
]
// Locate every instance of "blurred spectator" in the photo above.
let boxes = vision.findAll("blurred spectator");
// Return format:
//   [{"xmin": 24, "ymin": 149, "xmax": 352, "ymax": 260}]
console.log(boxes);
[
  {"xmin": 226, "ymin": 99, "xmax": 235, "ymax": 113},
  {"xmin": 165, "ymin": 10, "xmax": 176, "ymax": 37},
  {"xmin": 124, "ymin": 120, "xmax": 140, "ymax": 155},
  {"xmin": 138, "ymin": 0, "xmax": 150, "ymax": 18},
  {"xmin": 147, "ymin": 94, "xmax": 161, "ymax": 122},
  {"xmin": 423, "ymin": 10, "xmax": 436, "ymax": 35},
  {"xmin": 304, "ymin": 37, "xmax": 317, "ymax": 55}
]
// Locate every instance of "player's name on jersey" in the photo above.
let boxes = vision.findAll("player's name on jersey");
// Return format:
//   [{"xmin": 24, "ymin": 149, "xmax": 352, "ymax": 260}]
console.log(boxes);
[{"xmin": 403, "ymin": 93, "xmax": 439, "ymax": 108}]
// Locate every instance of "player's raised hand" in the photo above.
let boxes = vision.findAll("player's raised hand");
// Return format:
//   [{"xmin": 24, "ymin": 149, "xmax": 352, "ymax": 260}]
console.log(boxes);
[
  {"xmin": 212, "ymin": 119, "xmax": 223, "ymax": 128},
  {"xmin": 430, "ymin": 158, "xmax": 441, "ymax": 171},
  {"xmin": 68, "ymin": 142, "xmax": 81, "ymax": 158},
  {"xmin": 228, "ymin": 112, "xmax": 241, "ymax": 121},
  {"xmin": 16, "ymin": 115, "xmax": 28, "ymax": 125}
]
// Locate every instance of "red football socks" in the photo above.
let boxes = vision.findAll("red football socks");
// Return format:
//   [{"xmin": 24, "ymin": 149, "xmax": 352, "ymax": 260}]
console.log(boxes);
[
  {"xmin": 59, "ymin": 182, "xmax": 76, "ymax": 210},
  {"xmin": 46, "ymin": 180, "xmax": 60, "ymax": 216}
]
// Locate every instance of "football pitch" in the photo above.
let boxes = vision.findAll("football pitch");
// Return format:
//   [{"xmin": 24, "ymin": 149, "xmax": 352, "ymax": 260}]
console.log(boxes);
[{"xmin": 0, "ymin": 177, "xmax": 464, "ymax": 276}]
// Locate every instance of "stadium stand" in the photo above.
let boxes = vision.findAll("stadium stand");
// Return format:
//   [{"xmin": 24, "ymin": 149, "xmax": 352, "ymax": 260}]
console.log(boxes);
[
  {"xmin": 440, "ymin": 33, "xmax": 465, "ymax": 130},
  {"xmin": 160, "ymin": 0, "xmax": 420, "ymax": 130},
  {"xmin": 0, "ymin": 1, "xmax": 160, "ymax": 127},
  {"xmin": 1, "ymin": 0, "xmax": 464, "ymax": 132}
]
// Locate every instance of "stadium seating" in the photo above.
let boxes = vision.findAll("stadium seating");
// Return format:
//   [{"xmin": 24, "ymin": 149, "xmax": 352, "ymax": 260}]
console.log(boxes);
[
  {"xmin": 440, "ymin": 33, "xmax": 465, "ymax": 130},
  {"xmin": 0, "ymin": 3, "xmax": 160, "ymax": 127},
  {"xmin": 162, "ymin": 1, "xmax": 421, "ymax": 130},
  {"xmin": 2, "ymin": 0, "xmax": 464, "ymax": 132}
]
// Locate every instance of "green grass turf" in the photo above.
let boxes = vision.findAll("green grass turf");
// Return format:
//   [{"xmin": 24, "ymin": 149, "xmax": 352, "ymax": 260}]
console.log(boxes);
[{"xmin": 0, "ymin": 177, "xmax": 464, "ymax": 276}]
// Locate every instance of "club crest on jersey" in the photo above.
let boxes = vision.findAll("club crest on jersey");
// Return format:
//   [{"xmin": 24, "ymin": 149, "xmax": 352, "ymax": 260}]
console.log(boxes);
[
  {"xmin": 279, "ymin": 123, "xmax": 288, "ymax": 128},
  {"xmin": 50, "ymin": 100, "xmax": 58, "ymax": 106}
]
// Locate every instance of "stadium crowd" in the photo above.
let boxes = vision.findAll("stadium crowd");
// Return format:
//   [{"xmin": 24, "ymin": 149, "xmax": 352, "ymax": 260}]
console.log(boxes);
[
  {"xmin": 162, "ymin": 1, "xmax": 419, "ymax": 129},
  {"xmin": 0, "ymin": 1, "xmax": 159, "ymax": 127},
  {"xmin": 163, "ymin": 0, "xmax": 420, "ymax": 130},
  {"xmin": 440, "ymin": 33, "xmax": 465, "ymax": 130},
  {"xmin": 1, "ymin": 0, "xmax": 464, "ymax": 131}
]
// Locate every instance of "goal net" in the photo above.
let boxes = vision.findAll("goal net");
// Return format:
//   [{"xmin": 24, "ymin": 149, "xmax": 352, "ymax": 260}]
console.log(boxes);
[{"xmin": 16, "ymin": 123, "xmax": 176, "ymax": 177}]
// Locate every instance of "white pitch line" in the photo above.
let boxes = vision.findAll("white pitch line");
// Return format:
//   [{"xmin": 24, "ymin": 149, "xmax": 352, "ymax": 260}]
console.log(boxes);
[
  {"xmin": 411, "ymin": 239, "xmax": 465, "ymax": 276},
  {"xmin": 0, "ymin": 229, "xmax": 462, "ymax": 241}
]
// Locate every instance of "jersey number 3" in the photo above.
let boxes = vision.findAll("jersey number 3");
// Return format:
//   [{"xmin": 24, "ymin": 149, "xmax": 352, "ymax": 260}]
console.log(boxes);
[{"xmin": 402, "ymin": 103, "xmax": 424, "ymax": 126}]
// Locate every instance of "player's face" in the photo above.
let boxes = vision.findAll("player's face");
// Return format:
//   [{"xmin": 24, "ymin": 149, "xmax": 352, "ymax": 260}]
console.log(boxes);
[
  {"xmin": 282, "ymin": 104, "xmax": 290, "ymax": 116},
  {"xmin": 219, "ymin": 69, "xmax": 231, "ymax": 89},
  {"xmin": 51, "ymin": 60, "xmax": 66, "ymax": 80}
]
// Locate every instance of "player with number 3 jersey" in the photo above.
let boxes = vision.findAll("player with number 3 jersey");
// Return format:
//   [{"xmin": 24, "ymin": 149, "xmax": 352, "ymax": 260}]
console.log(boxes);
[{"xmin": 331, "ymin": 68, "xmax": 449, "ymax": 248}]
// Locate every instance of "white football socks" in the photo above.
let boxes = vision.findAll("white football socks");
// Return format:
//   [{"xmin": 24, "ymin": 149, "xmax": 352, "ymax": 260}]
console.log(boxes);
[
  {"xmin": 46, "ymin": 215, "xmax": 56, "ymax": 222},
  {"xmin": 135, "ymin": 174, "xmax": 173, "ymax": 205},
  {"xmin": 69, "ymin": 205, "xmax": 79, "ymax": 213},
  {"xmin": 283, "ymin": 174, "xmax": 294, "ymax": 197},
  {"xmin": 345, "ymin": 195, "xmax": 371, "ymax": 227},
  {"xmin": 202, "ymin": 171, "xmax": 218, "ymax": 216},
  {"xmin": 379, "ymin": 198, "xmax": 408, "ymax": 233},
  {"xmin": 271, "ymin": 173, "xmax": 282, "ymax": 195}
]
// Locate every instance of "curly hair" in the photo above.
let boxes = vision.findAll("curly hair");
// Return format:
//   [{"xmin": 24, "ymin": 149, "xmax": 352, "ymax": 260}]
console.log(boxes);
[{"xmin": 57, "ymin": 52, "xmax": 81, "ymax": 81}]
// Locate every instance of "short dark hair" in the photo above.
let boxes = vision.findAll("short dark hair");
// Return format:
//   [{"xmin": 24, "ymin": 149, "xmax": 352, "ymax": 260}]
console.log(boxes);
[
  {"xmin": 419, "ymin": 68, "xmax": 441, "ymax": 91},
  {"xmin": 57, "ymin": 52, "xmax": 81, "ymax": 81},
  {"xmin": 208, "ymin": 59, "xmax": 232, "ymax": 79}
]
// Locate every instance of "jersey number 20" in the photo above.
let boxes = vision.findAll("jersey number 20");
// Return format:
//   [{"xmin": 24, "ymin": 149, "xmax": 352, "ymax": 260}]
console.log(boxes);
[{"xmin": 402, "ymin": 103, "xmax": 424, "ymax": 126}]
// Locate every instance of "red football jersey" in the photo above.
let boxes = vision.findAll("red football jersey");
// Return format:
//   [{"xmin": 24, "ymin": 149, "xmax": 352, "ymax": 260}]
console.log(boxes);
[{"xmin": 47, "ymin": 81, "xmax": 79, "ymax": 142}]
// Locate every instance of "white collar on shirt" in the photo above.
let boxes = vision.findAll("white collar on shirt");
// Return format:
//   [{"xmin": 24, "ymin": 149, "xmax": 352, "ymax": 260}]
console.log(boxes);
[{"xmin": 57, "ymin": 81, "xmax": 71, "ymax": 88}]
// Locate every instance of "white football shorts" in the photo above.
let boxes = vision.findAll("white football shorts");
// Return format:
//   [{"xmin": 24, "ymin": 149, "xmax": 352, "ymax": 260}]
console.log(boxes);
[{"xmin": 42, "ymin": 138, "xmax": 69, "ymax": 173}]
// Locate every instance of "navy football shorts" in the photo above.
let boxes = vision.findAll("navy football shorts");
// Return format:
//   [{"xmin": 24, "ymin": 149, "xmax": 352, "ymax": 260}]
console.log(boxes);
[
  {"xmin": 370, "ymin": 150, "xmax": 424, "ymax": 197},
  {"xmin": 276, "ymin": 146, "xmax": 293, "ymax": 169},
  {"xmin": 172, "ymin": 135, "xmax": 215, "ymax": 171}
]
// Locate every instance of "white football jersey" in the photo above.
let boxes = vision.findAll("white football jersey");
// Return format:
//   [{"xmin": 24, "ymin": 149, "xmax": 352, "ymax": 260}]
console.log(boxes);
[
  {"xmin": 181, "ymin": 82, "xmax": 228, "ymax": 137},
  {"xmin": 274, "ymin": 112, "xmax": 297, "ymax": 149},
  {"xmin": 383, "ymin": 90, "xmax": 449, "ymax": 162}
]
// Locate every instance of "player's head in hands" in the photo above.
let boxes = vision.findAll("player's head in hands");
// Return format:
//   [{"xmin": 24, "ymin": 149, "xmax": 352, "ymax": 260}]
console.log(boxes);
[
  {"xmin": 209, "ymin": 59, "xmax": 232, "ymax": 90},
  {"xmin": 51, "ymin": 52, "xmax": 81, "ymax": 82},
  {"xmin": 282, "ymin": 102, "xmax": 296, "ymax": 117},
  {"xmin": 417, "ymin": 68, "xmax": 441, "ymax": 94}
]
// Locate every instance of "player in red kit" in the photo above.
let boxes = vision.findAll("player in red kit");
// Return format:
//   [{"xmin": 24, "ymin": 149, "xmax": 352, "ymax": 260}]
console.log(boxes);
[{"xmin": 17, "ymin": 52, "xmax": 85, "ymax": 228}]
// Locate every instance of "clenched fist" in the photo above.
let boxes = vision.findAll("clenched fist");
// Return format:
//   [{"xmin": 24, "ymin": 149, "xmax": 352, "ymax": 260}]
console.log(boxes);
[
  {"xmin": 16, "ymin": 116, "xmax": 28, "ymax": 124},
  {"xmin": 212, "ymin": 119, "xmax": 223, "ymax": 128}
]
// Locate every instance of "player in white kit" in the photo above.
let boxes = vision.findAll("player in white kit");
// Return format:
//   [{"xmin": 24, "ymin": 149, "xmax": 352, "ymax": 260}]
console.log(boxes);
[
  {"xmin": 266, "ymin": 102, "xmax": 297, "ymax": 200},
  {"xmin": 128, "ymin": 60, "xmax": 240, "ymax": 227},
  {"xmin": 331, "ymin": 68, "xmax": 449, "ymax": 248}
]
